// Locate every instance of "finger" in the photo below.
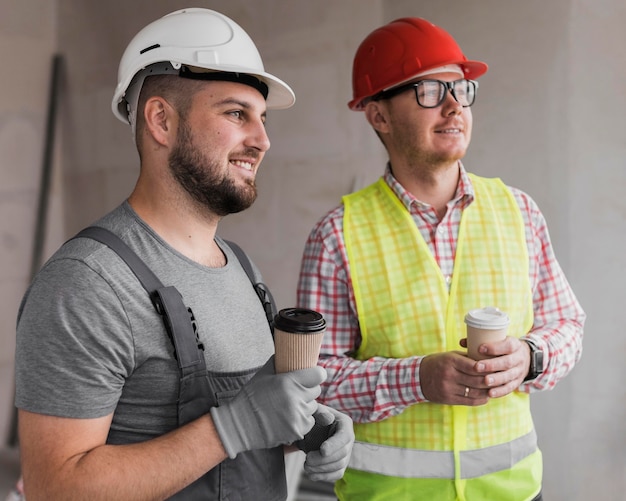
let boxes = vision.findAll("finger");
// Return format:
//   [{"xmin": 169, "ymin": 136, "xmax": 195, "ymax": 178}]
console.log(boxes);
[
  {"xmin": 304, "ymin": 454, "xmax": 350, "ymax": 482},
  {"xmin": 305, "ymin": 468, "xmax": 346, "ymax": 483},
  {"xmin": 305, "ymin": 450, "xmax": 351, "ymax": 470},
  {"xmin": 289, "ymin": 366, "xmax": 327, "ymax": 387},
  {"xmin": 313, "ymin": 406, "xmax": 335, "ymax": 427},
  {"xmin": 304, "ymin": 400, "xmax": 319, "ymax": 418},
  {"xmin": 459, "ymin": 385, "xmax": 490, "ymax": 405},
  {"xmin": 487, "ymin": 377, "xmax": 524, "ymax": 398},
  {"xmin": 479, "ymin": 336, "xmax": 521, "ymax": 359},
  {"xmin": 319, "ymin": 413, "xmax": 354, "ymax": 456},
  {"xmin": 318, "ymin": 430, "xmax": 353, "ymax": 461},
  {"xmin": 474, "ymin": 353, "xmax": 518, "ymax": 374},
  {"xmin": 317, "ymin": 445, "xmax": 352, "ymax": 465}
]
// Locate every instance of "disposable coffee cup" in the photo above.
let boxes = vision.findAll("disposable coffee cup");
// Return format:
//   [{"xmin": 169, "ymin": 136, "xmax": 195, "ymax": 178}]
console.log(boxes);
[
  {"xmin": 273, "ymin": 307, "xmax": 336, "ymax": 453},
  {"xmin": 273, "ymin": 308, "xmax": 327, "ymax": 373},
  {"xmin": 464, "ymin": 307, "xmax": 510, "ymax": 360}
]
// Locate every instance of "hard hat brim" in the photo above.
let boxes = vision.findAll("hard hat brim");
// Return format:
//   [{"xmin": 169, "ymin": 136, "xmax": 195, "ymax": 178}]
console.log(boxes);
[
  {"xmin": 348, "ymin": 58, "xmax": 488, "ymax": 111},
  {"xmin": 112, "ymin": 60, "xmax": 295, "ymax": 124}
]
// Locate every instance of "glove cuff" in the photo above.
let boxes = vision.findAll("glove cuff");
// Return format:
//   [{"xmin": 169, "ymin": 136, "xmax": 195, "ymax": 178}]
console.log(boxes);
[{"xmin": 210, "ymin": 406, "xmax": 239, "ymax": 459}]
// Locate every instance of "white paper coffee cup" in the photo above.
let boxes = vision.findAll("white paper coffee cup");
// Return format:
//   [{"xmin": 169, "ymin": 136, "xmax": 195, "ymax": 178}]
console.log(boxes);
[{"xmin": 464, "ymin": 307, "xmax": 510, "ymax": 360}]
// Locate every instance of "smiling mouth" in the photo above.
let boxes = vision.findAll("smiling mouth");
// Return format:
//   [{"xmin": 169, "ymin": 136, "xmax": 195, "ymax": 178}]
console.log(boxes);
[
  {"xmin": 230, "ymin": 159, "xmax": 254, "ymax": 171},
  {"xmin": 436, "ymin": 127, "xmax": 462, "ymax": 134}
]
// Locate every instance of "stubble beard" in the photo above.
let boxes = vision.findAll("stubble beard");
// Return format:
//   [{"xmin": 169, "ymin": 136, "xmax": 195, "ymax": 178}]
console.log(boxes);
[
  {"xmin": 399, "ymin": 129, "xmax": 468, "ymax": 177},
  {"xmin": 391, "ymin": 107, "xmax": 469, "ymax": 174},
  {"xmin": 168, "ymin": 120, "xmax": 258, "ymax": 217}
]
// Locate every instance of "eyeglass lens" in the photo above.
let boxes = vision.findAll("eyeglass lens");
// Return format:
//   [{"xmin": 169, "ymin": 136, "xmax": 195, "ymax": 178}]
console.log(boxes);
[{"xmin": 416, "ymin": 79, "xmax": 477, "ymax": 108}]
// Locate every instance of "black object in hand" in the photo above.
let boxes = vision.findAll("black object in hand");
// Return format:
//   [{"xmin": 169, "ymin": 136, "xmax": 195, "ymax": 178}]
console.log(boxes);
[{"xmin": 295, "ymin": 420, "xmax": 338, "ymax": 453}]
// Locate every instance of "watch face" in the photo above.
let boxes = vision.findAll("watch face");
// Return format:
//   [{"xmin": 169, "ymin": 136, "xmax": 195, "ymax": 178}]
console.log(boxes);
[{"xmin": 534, "ymin": 350, "xmax": 544, "ymax": 374}]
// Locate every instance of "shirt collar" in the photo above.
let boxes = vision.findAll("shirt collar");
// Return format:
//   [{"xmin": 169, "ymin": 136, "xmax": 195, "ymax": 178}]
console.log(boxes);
[{"xmin": 383, "ymin": 162, "xmax": 475, "ymax": 212}]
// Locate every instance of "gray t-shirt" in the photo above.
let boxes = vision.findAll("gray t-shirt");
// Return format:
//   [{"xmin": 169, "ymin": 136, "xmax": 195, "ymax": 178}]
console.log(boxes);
[{"xmin": 15, "ymin": 202, "xmax": 274, "ymax": 442}]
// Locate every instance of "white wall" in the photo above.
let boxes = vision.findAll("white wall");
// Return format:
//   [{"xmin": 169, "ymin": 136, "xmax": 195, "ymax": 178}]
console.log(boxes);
[{"xmin": 2, "ymin": 1, "xmax": 624, "ymax": 499}]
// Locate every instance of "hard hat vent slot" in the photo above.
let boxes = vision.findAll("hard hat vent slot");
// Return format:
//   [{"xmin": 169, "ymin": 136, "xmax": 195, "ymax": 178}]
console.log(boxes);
[{"xmin": 140, "ymin": 44, "xmax": 161, "ymax": 55}]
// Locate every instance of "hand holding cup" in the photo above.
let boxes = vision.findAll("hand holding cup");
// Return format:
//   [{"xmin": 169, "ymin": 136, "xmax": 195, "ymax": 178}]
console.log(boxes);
[
  {"xmin": 464, "ymin": 307, "xmax": 510, "ymax": 360},
  {"xmin": 273, "ymin": 308, "xmax": 336, "ymax": 452}
]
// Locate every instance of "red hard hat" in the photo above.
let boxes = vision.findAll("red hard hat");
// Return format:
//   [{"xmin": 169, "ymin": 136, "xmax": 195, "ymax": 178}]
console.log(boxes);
[{"xmin": 348, "ymin": 17, "xmax": 488, "ymax": 110}]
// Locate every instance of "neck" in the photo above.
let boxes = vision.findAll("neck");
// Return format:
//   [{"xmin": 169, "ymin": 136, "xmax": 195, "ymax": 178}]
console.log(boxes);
[
  {"xmin": 128, "ymin": 186, "xmax": 225, "ymax": 268},
  {"xmin": 391, "ymin": 161, "xmax": 460, "ymax": 219}
]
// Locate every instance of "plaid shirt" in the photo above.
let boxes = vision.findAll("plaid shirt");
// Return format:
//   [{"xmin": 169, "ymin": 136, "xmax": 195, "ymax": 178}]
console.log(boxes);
[{"xmin": 297, "ymin": 164, "xmax": 585, "ymax": 424}]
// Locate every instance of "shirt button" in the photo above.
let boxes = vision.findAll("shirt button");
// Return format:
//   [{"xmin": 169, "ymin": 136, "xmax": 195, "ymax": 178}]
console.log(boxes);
[
  {"xmin": 437, "ymin": 226, "xmax": 445, "ymax": 234},
  {"xmin": 445, "ymin": 275, "xmax": 452, "ymax": 285}
]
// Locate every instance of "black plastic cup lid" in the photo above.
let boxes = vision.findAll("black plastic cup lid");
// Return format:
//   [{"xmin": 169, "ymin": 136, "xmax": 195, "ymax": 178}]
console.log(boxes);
[{"xmin": 273, "ymin": 308, "xmax": 326, "ymax": 333}]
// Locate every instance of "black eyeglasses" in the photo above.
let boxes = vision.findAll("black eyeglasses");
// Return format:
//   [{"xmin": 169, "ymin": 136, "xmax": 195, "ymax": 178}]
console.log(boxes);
[{"xmin": 373, "ymin": 79, "xmax": 478, "ymax": 108}]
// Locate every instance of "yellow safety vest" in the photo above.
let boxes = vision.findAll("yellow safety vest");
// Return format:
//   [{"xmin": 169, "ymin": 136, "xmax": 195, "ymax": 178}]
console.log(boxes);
[{"xmin": 338, "ymin": 175, "xmax": 541, "ymax": 501}]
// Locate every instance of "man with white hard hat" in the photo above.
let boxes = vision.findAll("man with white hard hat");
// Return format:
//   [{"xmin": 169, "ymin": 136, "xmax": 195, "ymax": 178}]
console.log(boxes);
[
  {"xmin": 15, "ymin": 8, "xmax": 353, "ymax": 500},
  {"xmin": 297, "ymin": 16, "xmax": 584, "ymax": 501}
]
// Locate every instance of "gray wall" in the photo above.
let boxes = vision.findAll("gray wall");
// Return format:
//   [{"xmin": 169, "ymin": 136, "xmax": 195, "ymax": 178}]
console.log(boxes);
[
  {"xmin": 0, "ymin": 0, "xmax": 62, "ymax": 450},
  {"xmin": 2, "ymin": 1, "xmax": 624, "ymax": 499}
]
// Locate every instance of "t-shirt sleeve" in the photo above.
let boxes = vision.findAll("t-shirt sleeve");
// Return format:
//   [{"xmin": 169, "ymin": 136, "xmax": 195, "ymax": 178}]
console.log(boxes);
[{"xmin": 15, "ymin": 258, "xmax": 135, "ymax": 419}]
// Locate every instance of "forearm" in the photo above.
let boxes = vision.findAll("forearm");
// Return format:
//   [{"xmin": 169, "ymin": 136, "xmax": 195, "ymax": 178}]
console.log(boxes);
[
  {"xmin": 21, "ymin": 412, "xmax": 227, "ymax": 501},
  {"xmin": 318, "ymin": 353, "xmax": 425, "ymax": 424},
  {"xmin": 522, "ymin": 255, "xmax": 585, "ymax": 391},
  {"xmin": 521, "ymin": 317, "xmax": 584, "ymax": 392}
]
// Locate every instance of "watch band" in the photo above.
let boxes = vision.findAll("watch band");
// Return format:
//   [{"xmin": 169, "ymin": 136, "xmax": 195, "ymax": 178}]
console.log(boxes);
[{"xmin": 523, "ymin": 338, "xmax": 544, "ymax": 382}]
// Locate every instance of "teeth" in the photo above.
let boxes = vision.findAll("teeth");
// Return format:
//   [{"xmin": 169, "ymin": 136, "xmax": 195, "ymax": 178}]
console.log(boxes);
[{"xmin": 232, "ymin": 160, "xmax": 253, "ymax": 171}]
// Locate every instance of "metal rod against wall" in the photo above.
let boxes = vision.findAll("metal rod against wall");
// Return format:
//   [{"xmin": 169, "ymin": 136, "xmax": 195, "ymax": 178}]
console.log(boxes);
[
  {"xmin": 30, "ymin": 53, "xmax": 64, "ymax": 282},
  {"xmin": 8, "ymin": 53, "xmax": 64, "ymax": 448}
]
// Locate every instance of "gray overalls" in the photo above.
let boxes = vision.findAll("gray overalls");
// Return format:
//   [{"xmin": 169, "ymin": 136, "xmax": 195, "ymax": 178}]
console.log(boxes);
[{"xmin": 77, "ymin": 227, "xmax": 287, "ymax": 501}]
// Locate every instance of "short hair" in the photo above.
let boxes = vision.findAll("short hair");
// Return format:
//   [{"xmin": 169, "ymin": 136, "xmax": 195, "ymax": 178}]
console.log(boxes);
[{"xmin": 135, "ymin": 74, "xmax": 205, "ymax": 154}]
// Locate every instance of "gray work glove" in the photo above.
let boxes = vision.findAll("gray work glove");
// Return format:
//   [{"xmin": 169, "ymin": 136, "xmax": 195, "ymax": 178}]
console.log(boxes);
[
  {"xmin": 303, "ymin": 404, "xmax": 354, "ymax": 482},
  {"xmin": 210, "ymin": 356, "xmax": 326, "ymax": 459}
]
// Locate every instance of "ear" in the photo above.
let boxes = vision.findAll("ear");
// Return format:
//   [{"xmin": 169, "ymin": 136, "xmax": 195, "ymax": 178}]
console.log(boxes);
[
  {"xmin": 143, "ymin": 96, "xmax": 177, "ymax": 147},
  {"xmin": 364, "ymin": 101, "xmax": 390, "ymax": 134}
]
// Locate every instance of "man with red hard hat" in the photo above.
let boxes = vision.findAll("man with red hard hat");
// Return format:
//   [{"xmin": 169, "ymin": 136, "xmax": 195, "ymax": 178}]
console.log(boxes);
[{"xmin": 297, "ymin": 17, "xmax": 584, "ymax": 500}]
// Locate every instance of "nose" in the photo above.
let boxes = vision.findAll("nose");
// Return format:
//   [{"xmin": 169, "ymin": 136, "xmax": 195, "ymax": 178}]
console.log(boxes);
[
  {"xmin": 441, "ymin": 90, "xmax": 462, "ymax": 116},
  {"xmin": 246, "ymin": 118, "xmax": 271, "ymax": 152}
]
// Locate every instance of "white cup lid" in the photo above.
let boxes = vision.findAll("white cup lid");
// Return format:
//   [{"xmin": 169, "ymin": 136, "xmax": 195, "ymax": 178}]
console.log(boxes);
[{"xmin": 464, "ymin": 307, "xmax": 510, "ymax": 329}]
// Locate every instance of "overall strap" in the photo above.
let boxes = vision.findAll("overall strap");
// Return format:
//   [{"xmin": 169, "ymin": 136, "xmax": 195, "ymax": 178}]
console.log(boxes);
[
  {"xmin": 224, "ymin": 239, "xmax": 277, "ymax": 332},
  {"xmin": 76, "ymin": 227, "xmax": 162, "ymax": 292},
  {"xmin": 73, "ymin": 226, "xmax": 205, "ymax": 376}
]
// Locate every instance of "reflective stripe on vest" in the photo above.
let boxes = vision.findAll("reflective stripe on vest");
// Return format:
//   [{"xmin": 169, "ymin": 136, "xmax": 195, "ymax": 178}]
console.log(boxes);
[{"xmin": 349, "ymin": 429, "xmax": 537, "ymax": 479}]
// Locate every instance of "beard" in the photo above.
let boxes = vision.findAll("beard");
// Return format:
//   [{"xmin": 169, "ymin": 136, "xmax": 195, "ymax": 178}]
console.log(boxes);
[{"xmin": 168, "ymin": 120, "xmax": 258, "ymax": 217}]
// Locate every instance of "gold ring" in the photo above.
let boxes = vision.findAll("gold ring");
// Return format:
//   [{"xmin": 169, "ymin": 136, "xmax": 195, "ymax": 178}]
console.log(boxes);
[{"xmin": 464, "ymin": 387, "xmax": 470, "ymax": 398}]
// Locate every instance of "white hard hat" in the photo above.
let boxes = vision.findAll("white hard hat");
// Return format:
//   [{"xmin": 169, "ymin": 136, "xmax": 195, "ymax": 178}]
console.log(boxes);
[{"xmin": 112, "ymin": 8, "xmax": 295, "ymax": 125}]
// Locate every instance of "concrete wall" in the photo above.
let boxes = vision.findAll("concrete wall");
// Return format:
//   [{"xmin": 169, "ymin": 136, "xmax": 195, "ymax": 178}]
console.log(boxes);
[
  {"xmin": 0, "ymin": 0, "xmax": 60, "ymax": 446},
  {"xmin": 2, "ymin": 1, "xmax": 624, "ymax": 499}
]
